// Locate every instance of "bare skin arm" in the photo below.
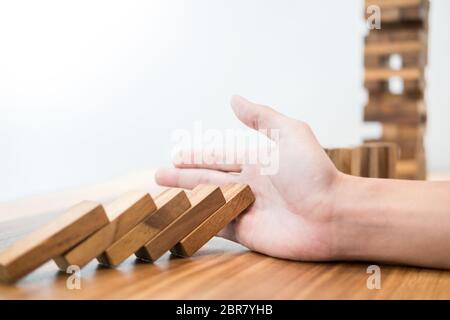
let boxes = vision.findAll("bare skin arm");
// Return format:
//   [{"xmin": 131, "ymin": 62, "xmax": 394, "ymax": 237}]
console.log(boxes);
[
  {"xmin": 334, "ymin": 175, "xmax": 450, "ymax": 268},
  {"xmin": 156, "ymin": 95, "xmax": 450, "ymax": 269}
]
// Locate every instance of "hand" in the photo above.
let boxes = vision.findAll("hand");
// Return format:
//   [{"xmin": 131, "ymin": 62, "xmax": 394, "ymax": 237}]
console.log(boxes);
[{"xmin": 155, "ymin": 96, "xmax": 343, "ymax": 261}]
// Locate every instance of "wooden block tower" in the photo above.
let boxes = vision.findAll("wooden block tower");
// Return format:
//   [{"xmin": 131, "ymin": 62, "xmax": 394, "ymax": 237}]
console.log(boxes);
[{"xmin": 363, "ymin": 0, "xmax": 430, "ymax": 180}]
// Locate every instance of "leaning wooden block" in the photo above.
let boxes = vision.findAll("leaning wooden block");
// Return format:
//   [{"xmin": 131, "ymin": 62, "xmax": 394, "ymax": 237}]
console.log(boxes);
[
  {"xmin": 97, "ymin": 188, "xmax": 191, "ymax": 267},
  {"xmin": 54, "ymin": 191, "xmax": 156, "ymax": 270},
  {"xmin": 171, "ymin": 184, "xmax": 254, "ymax": 257},
  {"xmin": 0, "ymin": 201, "xmax": 108, "ymax": 283},
  {"xmin": 135, "ymin": 184, "xmax": 226, "ymax": 262}
]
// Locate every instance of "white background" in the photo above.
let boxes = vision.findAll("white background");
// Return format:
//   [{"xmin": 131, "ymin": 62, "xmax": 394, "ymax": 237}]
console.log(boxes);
[{"xmin": 1, "ymin": 0, "xmax": 449, "ymax": 201}]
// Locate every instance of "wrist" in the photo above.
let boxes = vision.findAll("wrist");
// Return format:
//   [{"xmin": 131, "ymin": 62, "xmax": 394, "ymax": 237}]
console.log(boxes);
[{"xmin": 328, "ymin": 173, "xmax": 382, "ymax": 261}]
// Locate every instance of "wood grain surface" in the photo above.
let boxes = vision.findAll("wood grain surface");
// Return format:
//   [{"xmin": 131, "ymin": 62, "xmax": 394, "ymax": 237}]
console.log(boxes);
[{"xmin": 1, "ymin": 187, "xmax": 450, "ymax": 299}]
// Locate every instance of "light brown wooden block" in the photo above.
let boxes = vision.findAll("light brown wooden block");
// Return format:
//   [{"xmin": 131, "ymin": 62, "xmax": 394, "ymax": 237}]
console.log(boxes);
[
  {"xmin": 365, "ymin": 52, "xmax": 427, "ymax": 69},
  {"xmin": 352, "ymin": 142, "xmax": 397, "ymax": 178},
  {"xmin": 365, "ymin": 29, "xmax": 427, "ymax": 44},
  {"xmin": 171, "ymin": 184, "xmax": 255, "ymax": 257},
  {"xmin": 365, "ymin": 0, "xmax": 424, "ymax": 8},
  {"xmin": 376, "ymin": 142, "xmax": 398, "ymax": 178},
  {"xmin": 402, "ymin": 51, "xmax": 428, "ymax": 68},
  {"xmin": 97, "ymin": 188, "xmax": 191, "ymax": 267},
  {"xmin": 366, "ymin": 136, "xmax": 423, "ymax": 161},
  {"xmin": 365, "ymin": 78, "xmax": 425, "ymax": 94},
  {"xmin": 365, "ymin": 68, "xmax": 423, "ymax": 82},
  {"xmin": 326, "ymin": 148, "xmax": 353, "ymax": 175},
  {"xmin": 351, "ymin": 145, "xmax": 371, "ymax": 177},
  {"xmin": 0, "ymin": 201, "xmax": 108, "ymax": 282},
  {"xmin": 365, "ymin": 0, "xmax": 429, "ymax": 25},
  {"xmin": 365, "ymin": 41, "xmax": 422, "ymax": 56},
  {"xmin": 398, "ymin": 139, "xmax": 424, "ymax": 160},
  {"xmin": 364, "ymin": 99, "xmax": 426, "ymax": 125},
  {"xmin": 54, "ymin": 191, "xmax": 156, "ymax": 270},
  {"xmin": 382, "ymin": 124, "xmax": 425, "ymax": 140},
  {"xmin": 135, "ymin": 184, "xmax": 226, "ymax": 262},
  {"xmin": 397, "ymin": 156, "xmax": 426, "ymax": 180},
  {"xmin": 397, "ymin": 159, "xmax": 418, "ymax": 178}
]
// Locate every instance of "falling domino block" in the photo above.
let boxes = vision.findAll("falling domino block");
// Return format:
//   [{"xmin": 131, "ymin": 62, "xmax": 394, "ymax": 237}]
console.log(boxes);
[
  {"xmin": 171, "ymin": 183, "xmax": 254, "ymax": 257},
  {"xmin": 0, "ymin": 201, "xmax": 109, "ymax": 283},
  {"xmin": 97, "ymin": 188, "xmax": 191, "ymax": 267},
  {"xmin": 135, "ymin": 184, "xmax": 226, "ymax": 262},
  {"xmin": 53, "ymin": 191, "xmax": 156, "ymax": 270}
]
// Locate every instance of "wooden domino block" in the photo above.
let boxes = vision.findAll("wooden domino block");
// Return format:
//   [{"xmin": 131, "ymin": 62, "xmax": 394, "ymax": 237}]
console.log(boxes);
[
  {"xmin": 364, "ymin": 41, "xmax": 423, "ymax": 56},
  {"xmin": 54, "ymin": 191, "xmax": 156, "ymax": 270},
  {"xmin": 402, "ymin": 51, "xmax": 428, "ymax": 68},
  {"xmin": 0, "ymin": 201, "xmax": 108, "ymax": 282},
  {"xmin": 365, "ymin": 51, "xmax": 427, "ymax": 69},
  {"xmin": 97, "ymin": 188, "xmax": 191, "ymax": 267},
  {"xmin": 365, "ymin": 78, "xmax": 425, "ymax": 94},
  {"xmin": 364, "ymin": 99, "xmax": 426, "ymax": 125},
  {"xmin": 376, "ymin": 142, "xmax": 398, "ymax": 178},
  {"xmin": 382, "ymin": 124, "xmax": 425, "ymax": 140},
  {"xmin": 365, "ymin": 68, "xmax": 423, "ymax": 82},
  {"xmin": 325, "ymin": 148, "xmax": 353, "ymax": 175},
  {"xmin": 377, "ymin": 125, "xmax": 425, "ymax": 161},
  {"xmin": 365, "ymin": 29, "xmax": 427, "ymax": 44},
  {"xmin": 398, "ymin": 139, "xmax": 424, "ymax": 160},
  {"xmin": 352, "ymin": 142, "xmax": 397, "ymax": 178},
  {"xmin": 397, "ymin": 159, "xmax": 419, "ymax": 178},
  {"xmin": 135, "ymin": 184, "xmax": 226, "ymax": 262},
  {"xmin": 352, "ymin": 145, "xmax": 371, "ymax": 177},
  {"xmin": 171, "ymin": 184, "xmax": 255, "ymax": 257},
  {"xmin": 365, "ymin": 0, "xmax": 429, "ymax": 25}
]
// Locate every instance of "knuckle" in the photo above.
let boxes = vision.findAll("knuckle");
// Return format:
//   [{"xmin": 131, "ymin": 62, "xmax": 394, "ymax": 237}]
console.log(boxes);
[{"xmin": 296, "ymin": 120, "xmax": 311, "ymax": 132}]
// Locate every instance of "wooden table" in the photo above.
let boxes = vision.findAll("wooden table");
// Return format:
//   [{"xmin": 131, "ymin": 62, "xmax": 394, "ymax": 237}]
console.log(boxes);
[{"xmin": 1, "ymin": 208, "xmax": 450, "ymax": 299}]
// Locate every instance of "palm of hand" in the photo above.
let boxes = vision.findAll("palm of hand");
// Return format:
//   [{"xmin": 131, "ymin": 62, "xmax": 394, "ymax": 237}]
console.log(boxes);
[
  {"xmin": 156, "ymin": 95, "xmax": 339, "ymax": 261},
  {"xmin": 230, "ymin": 128, "xmax": 338, "ymax": 260}
]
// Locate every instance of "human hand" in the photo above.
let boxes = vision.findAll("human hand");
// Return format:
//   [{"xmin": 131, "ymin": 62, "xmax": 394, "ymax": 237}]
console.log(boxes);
[{"xmin": 155, "ymin": 96, "xmax": 343, "ymax": 261}]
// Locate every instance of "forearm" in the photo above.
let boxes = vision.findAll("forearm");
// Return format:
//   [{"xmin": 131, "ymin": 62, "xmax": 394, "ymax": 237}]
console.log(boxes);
[{"xmin": 333, "ymin": 173, "xmax": 450, "ymax": 269}]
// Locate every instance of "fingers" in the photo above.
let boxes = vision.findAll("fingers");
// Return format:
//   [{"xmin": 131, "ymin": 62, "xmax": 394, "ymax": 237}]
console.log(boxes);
[
  {"xmin": 173, "ymin": 149, "xmax": 243, "ymax": 173},
  {"xmin": 230, "ymin": 95, "xmax": 295, "ymax": 140},
  {"xmin": 155, "ymin": 167, "xmax": 239, "ymax": 189}
]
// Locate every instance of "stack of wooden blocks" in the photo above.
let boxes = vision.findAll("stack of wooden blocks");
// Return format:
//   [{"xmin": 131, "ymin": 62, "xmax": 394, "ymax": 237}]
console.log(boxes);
[
  {"xmin": 363, "ymin": 0, "xmax": 429, "ymax": 180},
  {"xmin": 325, "ymin": 141, "xmax": 397, "ymax": 178},
  {"xmin": 0, "ymin": 184, "xmax": 255, "ymax": 283}
]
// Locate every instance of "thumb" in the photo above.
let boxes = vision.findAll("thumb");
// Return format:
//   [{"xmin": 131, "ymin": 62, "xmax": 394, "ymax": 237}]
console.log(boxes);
[{"xmin": 230, "ymin": 95, "xmax": 294, "ymax": 140}]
